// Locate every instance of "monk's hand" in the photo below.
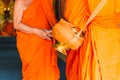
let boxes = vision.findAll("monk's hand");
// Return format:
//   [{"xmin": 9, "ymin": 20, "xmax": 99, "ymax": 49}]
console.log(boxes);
[
  {"xmin": 39, "ymin": 29, "xmax": 52, "ymax": 40},
  {"xmin": 33, "ymin": 28, "xmax": 52, "ymax": 40},
  {"xmin": 44, "ymin": 29, "xmax": 53, "ymax": 37}
]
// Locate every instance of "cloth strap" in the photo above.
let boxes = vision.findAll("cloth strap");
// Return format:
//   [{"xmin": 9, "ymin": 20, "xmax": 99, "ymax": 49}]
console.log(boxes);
[{"xmin": 76, "ymin": 0, "xmax": 107, "ymax": 36}]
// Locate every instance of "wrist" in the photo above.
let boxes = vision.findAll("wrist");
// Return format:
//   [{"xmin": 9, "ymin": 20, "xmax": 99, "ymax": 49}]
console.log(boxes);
[{"xmin": 32, "ymin": 28, "xmax": 39, "ymax": 34}]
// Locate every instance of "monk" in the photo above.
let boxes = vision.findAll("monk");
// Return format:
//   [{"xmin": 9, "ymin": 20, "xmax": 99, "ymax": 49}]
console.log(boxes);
[
  {"xmin": 63, "ymin": 0, "xmax": 120, "ymax": 80},
  {"xmin": 13, "ymin": 0, "xmax": 60, "ymax": 80}
]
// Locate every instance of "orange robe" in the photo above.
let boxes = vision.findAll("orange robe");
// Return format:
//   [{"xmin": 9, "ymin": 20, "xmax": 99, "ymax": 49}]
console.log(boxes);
[
  {"xmin": 64, "ymin": 0, "xmax": 120, "ymax": 80},
  {"xmin": 16, "ymin": 0, "xmax": 60, "ymax": 80}
]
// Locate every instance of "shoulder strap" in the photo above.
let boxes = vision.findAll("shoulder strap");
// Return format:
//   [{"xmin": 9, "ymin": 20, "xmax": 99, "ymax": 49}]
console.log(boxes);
[
  {"xmin": 85, "ymin": 0, "xmax": 107, "ymax": 26},
  {"xmin": 77, "ymin": 0, "xmax": 107, "ymax": 35}
]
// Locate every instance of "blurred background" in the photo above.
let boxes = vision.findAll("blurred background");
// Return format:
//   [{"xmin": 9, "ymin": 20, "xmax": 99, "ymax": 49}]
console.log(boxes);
[
  {"xmin": 0, "ymin": 0, "xmax": 66, "ymax": 80},
  {"xmin": 0, "ymin": 0, "xmax": 15, "ymax": 37}
]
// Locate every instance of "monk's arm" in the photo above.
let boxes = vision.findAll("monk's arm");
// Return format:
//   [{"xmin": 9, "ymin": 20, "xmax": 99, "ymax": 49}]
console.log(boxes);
[
  {"xmin": 13, "ymin": 0, "xmax": 37, "ymax": 34},
  {"xmin": 13, "ymin": 0, "xmax": 52, "ymax": 40}
]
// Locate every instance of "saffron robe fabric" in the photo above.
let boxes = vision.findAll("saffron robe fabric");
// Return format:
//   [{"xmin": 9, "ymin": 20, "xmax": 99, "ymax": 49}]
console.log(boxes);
[
  {"xmin": 16, "ymin": 0, "xmax": 60, "ymax": 80},
  {"xmin": 64, "ymin": 0, "xmax": 120, "ymax": 80}
]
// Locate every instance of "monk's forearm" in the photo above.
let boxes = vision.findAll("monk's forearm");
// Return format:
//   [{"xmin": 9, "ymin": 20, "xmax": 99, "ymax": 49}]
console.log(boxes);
[
  {"xmin": 14, "ymin": 22, "xmax": 37, "ymax": 34},
  {"xmin": 14, "ymin": 22, "xmax": 52, "ymax": 40}
]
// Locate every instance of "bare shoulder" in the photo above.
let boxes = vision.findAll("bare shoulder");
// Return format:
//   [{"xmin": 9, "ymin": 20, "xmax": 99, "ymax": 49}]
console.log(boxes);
[{"xmin": 14, "ymin": 0, "xmax": 32, "ymax": 9}]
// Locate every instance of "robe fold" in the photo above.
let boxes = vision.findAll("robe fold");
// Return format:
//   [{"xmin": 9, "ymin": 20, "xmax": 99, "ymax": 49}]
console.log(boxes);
[
  {"xmin": 16, "ymin": 0, "xmax": 60, "ymax": 80},
  {"xmin": 64, "ymin": 0, "xmax": 120, "ymax": 80}
]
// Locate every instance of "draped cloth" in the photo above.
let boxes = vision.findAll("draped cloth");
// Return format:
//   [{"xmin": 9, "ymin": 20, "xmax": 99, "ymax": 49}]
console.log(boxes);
[
  {"xmin": 64, "ymin": 0, "xmax": 120, "ymax": 80},
  {"xmin": 16, "ymin": 0, "xmax": 60, "ymax": 80}
]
